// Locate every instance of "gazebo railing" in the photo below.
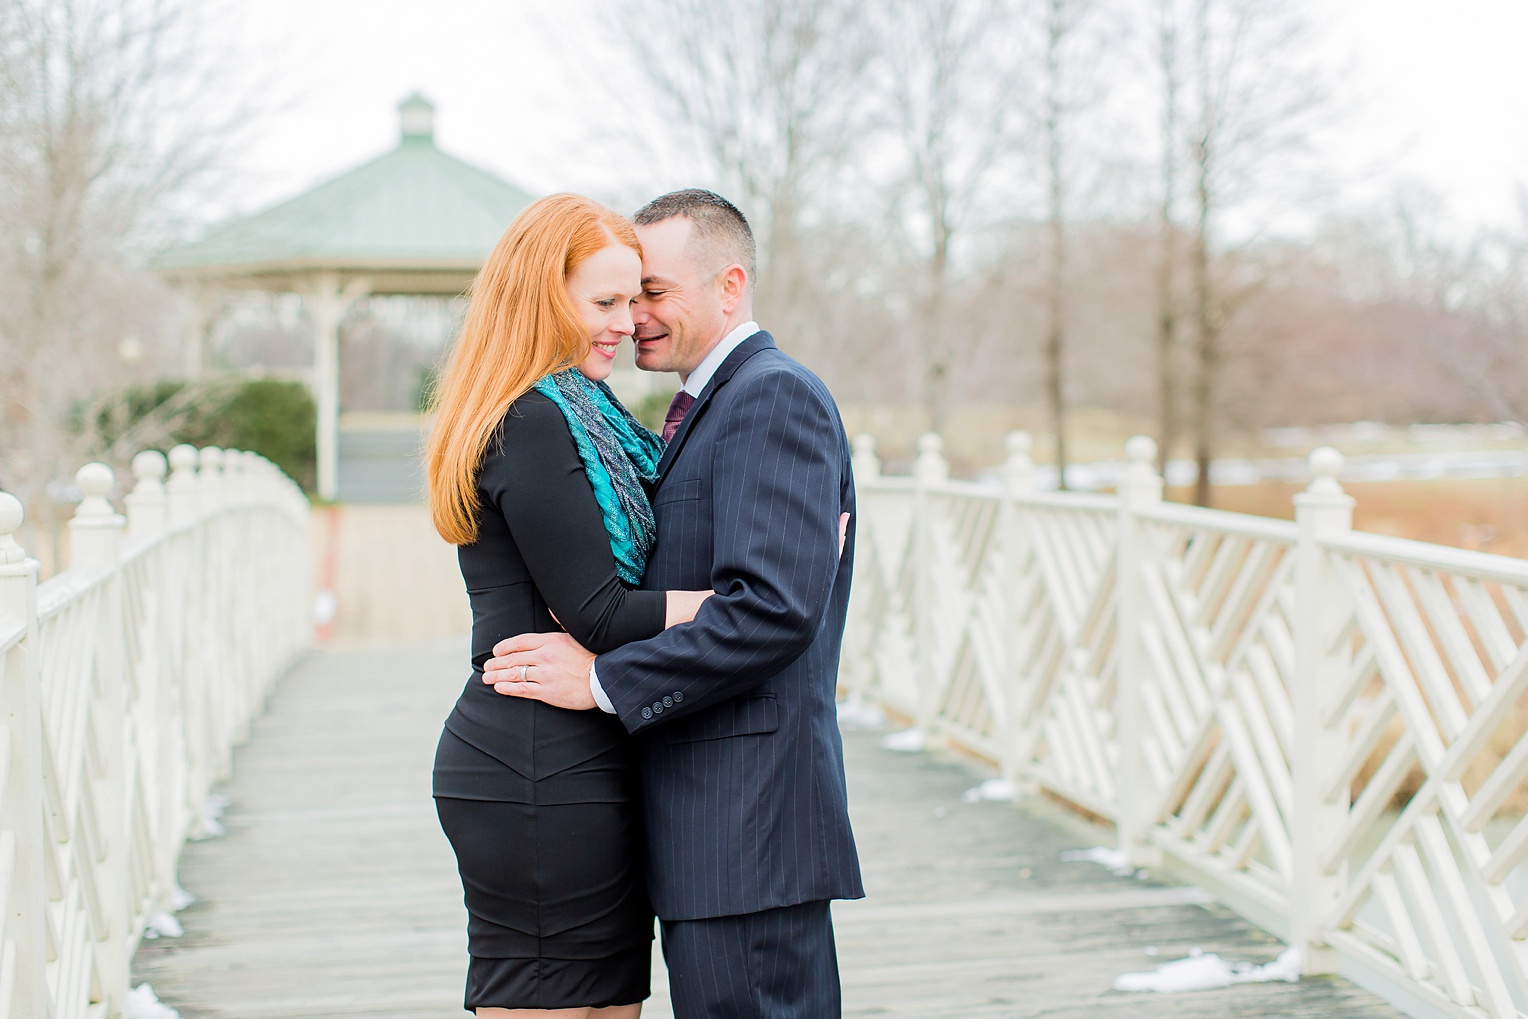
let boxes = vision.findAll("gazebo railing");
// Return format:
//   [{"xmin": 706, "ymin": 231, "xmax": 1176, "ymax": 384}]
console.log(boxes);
[
  {"xmin": 0, "ymin": 446, "xmax": 309, "ymax": 1018},
  {"xmin": 845, "ymin": 431, "xmax": 1528, "ymax": 1019}
]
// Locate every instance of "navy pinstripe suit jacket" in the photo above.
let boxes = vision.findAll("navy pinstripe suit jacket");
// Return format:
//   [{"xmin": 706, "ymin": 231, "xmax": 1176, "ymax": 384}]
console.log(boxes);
[{"xmin": 596, "ymin": 331, "xmax": 865, "ymax": 922}]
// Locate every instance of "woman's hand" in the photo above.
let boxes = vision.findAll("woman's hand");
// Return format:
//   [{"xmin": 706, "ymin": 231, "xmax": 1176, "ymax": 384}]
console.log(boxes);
[{"xmin": 664, "ymin": 589, "xmax": 713, "ymax": 628}]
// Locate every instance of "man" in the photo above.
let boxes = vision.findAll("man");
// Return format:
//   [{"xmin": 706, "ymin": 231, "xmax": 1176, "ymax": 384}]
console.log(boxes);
[{"xmin": 485, "ymin": 189, "xmax": 863, "ymax": 1017}]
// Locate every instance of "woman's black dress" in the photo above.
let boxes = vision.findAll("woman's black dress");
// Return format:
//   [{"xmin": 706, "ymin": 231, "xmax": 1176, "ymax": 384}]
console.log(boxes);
[{"xmin": 433, "ymin": 391, "xmax": 666, "ymax": 1011}]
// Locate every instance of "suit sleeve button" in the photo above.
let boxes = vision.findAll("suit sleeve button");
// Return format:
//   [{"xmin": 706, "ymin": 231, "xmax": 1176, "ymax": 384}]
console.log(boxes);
[
  {"xmin": 641, "ymin": 707, "xmax": 653, "ymax": 720},
  {"xmin": 662, "ymin": 696, "xmax": 673, "ymax": 708},
  {"xmin": 652, "ymin": 702, "xmax": 664, "ymax": 715},
  {"xmin": 672, "ymin": 690, "xmax": 684, "ymax": 703}
]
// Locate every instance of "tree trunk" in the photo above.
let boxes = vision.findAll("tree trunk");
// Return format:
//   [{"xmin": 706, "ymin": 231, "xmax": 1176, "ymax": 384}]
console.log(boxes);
[
  {"xmin": 1190, "ymin": 140, "xmax": 1217, "ymax": 508},
  {"xmin": 1155, "ymin": 0, "xmax": 1181, "ymax": 481},
  {"xmin": 1044, "ymin": 0, "xmax": 1069, "ymax": 490}
]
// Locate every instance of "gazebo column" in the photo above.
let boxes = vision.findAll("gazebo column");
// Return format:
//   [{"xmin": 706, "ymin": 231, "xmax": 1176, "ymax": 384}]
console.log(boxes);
[
  {"xmin": 182, "ymin": 287, "xmax": 226, "ymax": 381},
  {"xmin": 306, "ymin": 274, "xmax": 370, "ymax": 501}
]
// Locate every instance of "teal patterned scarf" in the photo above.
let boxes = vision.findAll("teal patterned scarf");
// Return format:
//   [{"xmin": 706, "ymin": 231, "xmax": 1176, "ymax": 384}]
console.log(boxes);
[{"xmin": 533, "ymin": 370, "xmax": 665, "ymax": 585}]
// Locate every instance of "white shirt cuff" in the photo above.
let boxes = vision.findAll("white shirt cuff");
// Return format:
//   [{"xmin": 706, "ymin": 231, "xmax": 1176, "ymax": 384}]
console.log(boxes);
[{"xmin": 589, "ymin": 661, "xmax": 615, "ymax": 713}]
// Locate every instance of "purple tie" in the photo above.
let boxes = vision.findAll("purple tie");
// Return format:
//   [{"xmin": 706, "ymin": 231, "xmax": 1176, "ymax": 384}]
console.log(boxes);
[{"xmin": 661, "ymin": 390, "xmax": 695, "ymax": 443}]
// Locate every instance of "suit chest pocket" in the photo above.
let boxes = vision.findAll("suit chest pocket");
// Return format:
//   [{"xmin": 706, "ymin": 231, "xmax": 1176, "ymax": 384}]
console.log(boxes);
[
  {"xmin": 654, "ymin": 477, "xmax": 704, "ymax": 506},
  {"xmin": 647, "ymin": 477, "xmax": 712, "ymax": 587}
]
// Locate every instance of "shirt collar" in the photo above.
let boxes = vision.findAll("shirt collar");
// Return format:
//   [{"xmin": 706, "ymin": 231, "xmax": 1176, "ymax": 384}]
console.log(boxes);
[{"xmin": 682, "ymin": 320, "xmax": 759, "ymax": 397}]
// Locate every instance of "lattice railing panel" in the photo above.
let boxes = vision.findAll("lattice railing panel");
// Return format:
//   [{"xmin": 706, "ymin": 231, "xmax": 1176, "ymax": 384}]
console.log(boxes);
[
  {"xmin": 1315, "ymin": 541, "xmax": 1528, "ymax": 1017},
  {"xmin": 1140, "ymin": 516, "xmax": 1300, "ymax": 908},
  {"xmin": 0, "ymin": 447, "xmax": 310, "ymax": 1018},
  {"xmin": 842, "ymin": 433, "xmax": 1528, "ymax": 1019}
]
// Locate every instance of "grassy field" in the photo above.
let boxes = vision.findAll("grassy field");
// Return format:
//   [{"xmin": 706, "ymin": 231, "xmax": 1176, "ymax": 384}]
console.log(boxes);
[{"xmin": 1177, "ymin": 475, "xmax": 1528, "ymax": 558}]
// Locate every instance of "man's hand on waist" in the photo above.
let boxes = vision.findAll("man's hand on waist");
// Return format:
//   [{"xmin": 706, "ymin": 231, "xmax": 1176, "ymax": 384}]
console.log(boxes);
[{"xmin": 485, "ymin": 632, "xmax": 597, "ymax": 711}]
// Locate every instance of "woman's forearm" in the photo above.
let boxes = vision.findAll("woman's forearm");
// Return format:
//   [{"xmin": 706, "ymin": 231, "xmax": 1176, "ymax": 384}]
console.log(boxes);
[{"xmin": 664, "ymin": 590, "xmax": 713, "ymax": 628}]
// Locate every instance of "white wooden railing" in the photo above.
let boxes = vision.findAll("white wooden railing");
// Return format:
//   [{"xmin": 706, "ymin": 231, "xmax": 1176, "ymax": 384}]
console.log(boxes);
[
  {"xmin": 0, "ymin": 446, "xmax": 309, "ymax": 1018},
  {"xmin": 844, "ymin": 431, "xmax": 1528, "ymax": 1019}
]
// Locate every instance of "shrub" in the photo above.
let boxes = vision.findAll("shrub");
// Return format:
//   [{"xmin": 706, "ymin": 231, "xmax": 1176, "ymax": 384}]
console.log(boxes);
[{"xmin": 92, "ymin": 377, "xmax": 317, "ymax": 492}]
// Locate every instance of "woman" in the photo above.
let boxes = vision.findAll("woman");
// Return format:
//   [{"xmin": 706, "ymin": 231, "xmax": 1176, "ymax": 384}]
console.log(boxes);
[{"xmin": 425, "ymin": 194, "xmax": 709, "ymax": 1018}]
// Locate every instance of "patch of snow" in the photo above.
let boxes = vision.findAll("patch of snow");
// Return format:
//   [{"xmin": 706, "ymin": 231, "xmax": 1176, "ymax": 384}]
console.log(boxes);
[
  {"xmin": 141, "ymin": 912, "xmax": 183, "ymax": 940},
  {"xmin": 961, "ymin": 778, "xmax": 1020, "ymax": 803},
  {"xmin": 836, "ymin": 696, "xmax": 886, "ymax": 730},
  {"xmin": 126, "ymin": 984, "xmax": 180, "ymax": 1019},
  {"xmin": 312, "ymin": 588, "xmax": 338, "ymax": 626},
  {"xmin": 191, "ymin": 793, "xmax": 229, "ymax": 840},
  {"xmin": 1114, "ymin": 946, "xmax": 1301, "ymax": 993},
  {"xmin": 169, "ymin": 884, "xmax": 196, "ymax": 911},
  {"xmin": 1059, "ymin": 845, "xmax": 1135, "ymax": 876},
  {"xmin": 880, "ymin": 727, "xmax": 925, "ymax": 753}
]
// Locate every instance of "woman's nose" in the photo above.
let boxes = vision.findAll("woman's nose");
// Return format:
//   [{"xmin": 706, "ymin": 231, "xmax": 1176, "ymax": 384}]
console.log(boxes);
[{"xmin": 614, "ymin": 306, "xmax": 635, "ymax": 336}]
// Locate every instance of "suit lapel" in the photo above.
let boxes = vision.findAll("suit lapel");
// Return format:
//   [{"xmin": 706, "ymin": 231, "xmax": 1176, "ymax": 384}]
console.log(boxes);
[{"xmin": 656, "ymin": 331, "xmax": 775, "ymax": 484}]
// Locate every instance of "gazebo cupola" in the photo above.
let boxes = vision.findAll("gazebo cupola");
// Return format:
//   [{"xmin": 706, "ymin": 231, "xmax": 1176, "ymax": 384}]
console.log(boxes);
[{"xmin": 153, "ymin": 93, "xmax": 535, "ymax": 500}]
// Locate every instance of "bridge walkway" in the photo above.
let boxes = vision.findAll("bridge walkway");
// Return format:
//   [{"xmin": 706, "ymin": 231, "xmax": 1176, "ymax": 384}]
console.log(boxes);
[{"xmin": 132, "ymin": 643, "xmax": 1405, "ymax": 1018}]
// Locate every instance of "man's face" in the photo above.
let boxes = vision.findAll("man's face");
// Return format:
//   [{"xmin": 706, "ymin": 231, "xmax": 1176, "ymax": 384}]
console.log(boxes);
[{"xmin": 632, "ymin": 217, "xmax": 729, "ymax": 378}]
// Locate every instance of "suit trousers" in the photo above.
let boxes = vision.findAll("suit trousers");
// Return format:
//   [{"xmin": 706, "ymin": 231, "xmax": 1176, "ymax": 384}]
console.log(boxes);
[{"xmin": 660, "ymin": 900, "xmax": 840, "ymax": 1019}]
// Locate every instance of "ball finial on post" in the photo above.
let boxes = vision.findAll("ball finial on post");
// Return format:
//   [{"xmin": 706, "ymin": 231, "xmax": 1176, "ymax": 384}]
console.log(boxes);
[
  {"xmin": 0, "ymin": 492, "xmax": 26, "ymax": 566},
  {"xmin": 1004, "ymin": 431, "xmax": 1035, "ymax": 496},
  {"xmin": 1307, "ymin": 446, "xmax": 1344, "ymax": 495},
  {"xmin": 132, "ymin": 450, "xmax": 168, "ymax": 485},
  {"xmin": 167, "ymin": 444, "xmax": 201, "ymax": 527},
  {"xmin": 1125, "ymin": 435, "xmax": 1157, "ymax": 466},
  {"xmin": 914, "ymin": 432, "xmax": 948, "ymax": 486},
  {"xmin": 1119, "ymin": 435, "xmax": 1163, "ymax": 508},
  {"xmin": 127, "ymin": 450, "xmax": 170, "ymax": 539},
  {"xmin": 70, "ymin": 463, "xmax": 125, "ymax": 568},
  {"xmin": 74, "ymin": 463, "xmax": 117, "ymax": 519},
  {"xmin": 168, "ymin": 444, "xmax": 199, "ymax": 477},
  {"xmin": 852, "ymin": 434, "xmax": 881, "ymax": 482}
]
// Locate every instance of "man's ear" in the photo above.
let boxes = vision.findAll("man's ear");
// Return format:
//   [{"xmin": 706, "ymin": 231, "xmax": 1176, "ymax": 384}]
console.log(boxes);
[{"xmin": 718, "ymin": 264, "xmax": 748, "ymax": 314}]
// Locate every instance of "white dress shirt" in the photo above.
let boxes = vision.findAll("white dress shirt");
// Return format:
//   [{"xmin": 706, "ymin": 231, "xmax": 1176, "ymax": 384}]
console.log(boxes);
[{"xmin": 588, "ymin": 320, "xmax": 761, "ymax": 713}]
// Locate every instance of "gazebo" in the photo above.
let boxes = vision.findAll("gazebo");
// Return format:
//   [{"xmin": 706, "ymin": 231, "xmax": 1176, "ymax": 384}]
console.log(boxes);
[{"xmin": 153, "ymin": 94, "xmax": 535, "ymax": 500}]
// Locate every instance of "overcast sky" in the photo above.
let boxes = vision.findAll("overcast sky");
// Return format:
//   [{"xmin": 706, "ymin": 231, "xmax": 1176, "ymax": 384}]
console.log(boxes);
[{"xmin": 216, "ymin": 0, "xmax": 1528, "ymax": 233}]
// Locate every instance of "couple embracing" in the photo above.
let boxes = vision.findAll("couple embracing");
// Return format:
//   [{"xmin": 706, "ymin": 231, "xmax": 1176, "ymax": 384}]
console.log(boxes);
[{"xmin": 425, "ymin": 189, "xmax": 863, "ymax": 1018}]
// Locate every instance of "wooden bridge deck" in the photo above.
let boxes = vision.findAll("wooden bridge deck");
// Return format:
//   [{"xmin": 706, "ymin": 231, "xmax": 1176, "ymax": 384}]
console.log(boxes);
[{"xmin": 133, "ymin": 643, "xmax": 1406, "ymax": 1018}]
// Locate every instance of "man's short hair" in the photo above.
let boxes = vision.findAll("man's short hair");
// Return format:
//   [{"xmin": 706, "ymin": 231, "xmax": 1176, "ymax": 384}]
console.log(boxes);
[{"xmin": 635, "ymin": 189, "xmax": 757, "ymax": 284}]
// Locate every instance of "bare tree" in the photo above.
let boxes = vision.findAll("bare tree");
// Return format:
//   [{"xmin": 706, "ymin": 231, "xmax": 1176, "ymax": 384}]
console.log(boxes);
[
  {"xmin": 1036, "ymin": 0, "xmax": 1108, "ymax": 488},
  {"xmin": 1152, "ymin": 0, "xmax": 1185, "ymax": 474},
  {"xmin": 877, "ymin": 0, "xmax": 1026, "ymax": 429},
  {"xmin": 621, "ymin": 0, "xmax": 874, "ymax": 350},
  {"xmin": 1182, "ymin": 0, "xmax": 1325, "ymax": 505},
  {"xmin": 0, "ymin": 0, "xmax": 253, "ymax": 524}
]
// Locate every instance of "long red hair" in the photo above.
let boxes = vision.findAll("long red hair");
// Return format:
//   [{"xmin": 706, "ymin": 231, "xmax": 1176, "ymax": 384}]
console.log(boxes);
[{"xmin": 426, "ymin": 193, "xmax": 641, "ymax": 545}]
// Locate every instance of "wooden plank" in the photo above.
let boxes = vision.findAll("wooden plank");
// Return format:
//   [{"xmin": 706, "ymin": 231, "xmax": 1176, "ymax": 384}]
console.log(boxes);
[{"xmin": 134, "ymin": 644, "xmax": 1407, "ymax": 1018}]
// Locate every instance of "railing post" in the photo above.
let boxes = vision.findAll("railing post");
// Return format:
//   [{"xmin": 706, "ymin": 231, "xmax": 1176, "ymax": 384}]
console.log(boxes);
[
  {"xmin": 844, "ymin": 435, "xmax": 881, "ymax": 709},
  {"xmin": 852, "ymin": 433, "xmax": 881, "ymax": 483},
  {"xmin": 70, "ymin": 462, "xmax": 126, "ymax": 568},
  {"xmin": 199, "ymin": 446, "xmax": 226, "ymax": 512},
  {"xmin": 197, "ymin": 446, "xmax": 232, "ymax": 778},
  {"xmin": 126, "ymin": 449, "xmax": 169, "ymax": 540},
  {"xmin": 1291, "ymin": 446, "xmax": 1354, "ymax": 974},
  {"xmin": 912, "ymin": 433, "xmax": 948, "ymax": 736},
  {"xmin": 1003, "ymin": 431, "xmax": 1035, "ymax": 498},
  {"xmin": 0, "ymin": 493, "xmax": 52, "ymax": 1017},
  {"xmin": 999, "ymin": 432, "xmax": 1035, "ymax": 787},
  {"xmin": 1117, "ymin": 436, "xmax": 1163, "ymax": 866},
  {"xmin": 68, "ymin": 463, "xmax": 132, "ymax": 1011},
  {"xmin": 167, "ymin": 444, "xmax": 201, "ymax": 528}
]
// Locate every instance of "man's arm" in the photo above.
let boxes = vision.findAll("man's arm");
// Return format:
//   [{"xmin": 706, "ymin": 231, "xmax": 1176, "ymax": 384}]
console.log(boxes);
[{"xmin": 487, "ymin": 367, "xmax": 847, "ymax": 728}]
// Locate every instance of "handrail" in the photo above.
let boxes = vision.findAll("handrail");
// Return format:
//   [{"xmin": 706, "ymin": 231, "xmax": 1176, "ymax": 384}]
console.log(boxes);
[
  {"xmin": 845, "ymin": 430, "xmax": 1528, "ymax": 1019},
  {"xmin": 0, "ymin": 444, "xmax": 310, "ymax": 1018}
]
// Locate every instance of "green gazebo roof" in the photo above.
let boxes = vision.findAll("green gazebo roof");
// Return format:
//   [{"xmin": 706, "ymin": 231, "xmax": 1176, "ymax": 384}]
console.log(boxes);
[{"xmin": 153, "ymin": 94, "xmax": 534, "ymax": 295}]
